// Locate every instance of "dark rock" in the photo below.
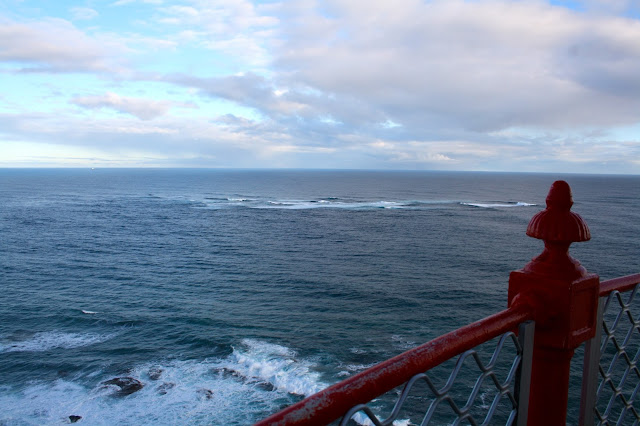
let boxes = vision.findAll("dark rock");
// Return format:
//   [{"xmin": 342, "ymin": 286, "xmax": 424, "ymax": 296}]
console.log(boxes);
[
  {"xmin": 69, "ymin": 415, "xmax": 82, "ymax": 423},
  {"xmin": 214, "ymin": 367, "xmax": 242, "ymax": 379},
  {"xmin": 157, "ymin": 382, "xmax": 175, "ymax": 395},
  {"xmin": 288, "ymin": 392, "xmax": 305, "ymax": 402},
  {"xmin": 148, "ymin": 367, "xmax": 163, "ymax": 380},
  {"xmin": 197, "ymin": 388, "xmax": 214, "ymax": 400},
  {"xmin": 256, "ymin": 381, "xmax": 275, "ymax": 392},
  {"xmin": 101, "ymin": 377, "xmax": 144, "ymax": 396}
]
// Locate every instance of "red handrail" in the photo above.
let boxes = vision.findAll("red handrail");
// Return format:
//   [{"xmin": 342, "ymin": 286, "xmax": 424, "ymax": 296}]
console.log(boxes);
[
  {"xmin": 599, "ymin": 273, "xmax": 640, "ymax": 297},
  {"xmin": 256, "ymin": 303, "xmax": 534, "ymax": 426}
]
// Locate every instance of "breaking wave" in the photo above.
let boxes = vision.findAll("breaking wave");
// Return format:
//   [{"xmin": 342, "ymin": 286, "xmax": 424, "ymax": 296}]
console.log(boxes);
[
  {"xmin": 198, "ymin": 197, "xmax": 463, "ymax": 210},
  {"xmin": 0, "ymin": 339, "xmax": 328, "ymax": 425},
  {"xmin": 461, "ymin": 201, "xmax": 536, "ymax": 208},
  {"xmin": 196, "ymin": 196, "xmax": 537, "ymax": 211}
]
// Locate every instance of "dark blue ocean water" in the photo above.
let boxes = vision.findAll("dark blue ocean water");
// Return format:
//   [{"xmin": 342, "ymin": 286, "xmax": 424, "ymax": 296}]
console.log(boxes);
[{"xmin": 0, "ymin": 169, "xmax": 638, "ymax": 425}]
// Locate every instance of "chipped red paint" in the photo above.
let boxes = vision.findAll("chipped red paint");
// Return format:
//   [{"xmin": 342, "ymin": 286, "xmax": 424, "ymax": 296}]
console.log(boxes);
[{"xmin": 255, "ymin": 304, "xmax": 533, "ymax": 426}]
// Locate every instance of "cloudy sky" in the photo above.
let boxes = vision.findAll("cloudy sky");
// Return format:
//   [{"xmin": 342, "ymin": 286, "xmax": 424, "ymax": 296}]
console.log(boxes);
[{"xmin": 1, "ymin": 0, "xmax": 640, "ymax": 172}]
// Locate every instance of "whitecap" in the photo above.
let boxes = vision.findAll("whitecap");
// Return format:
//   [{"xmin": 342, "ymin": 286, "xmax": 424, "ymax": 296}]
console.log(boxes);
[
  {"xmin": 0, "ymin": 367, "xmax": 265, "ymax": 425},
  {"xmin": 0, "ymin": 331, "xmax": 114, "ymax": 353},
  {"xmin": 0, "ymin": 339, "xmax": 413, "ymax": 425},
  {"xmin": 257, "ymin": 199, "xmax": 411, "ymax": 210},
  {"xmin": 0, "ymin": 339, "xmax": 329, "ymax": 425},
  {"xmin": 461, "ymin": 201, "xmax": 537, "ymax": 208},
  {"xmin": 81, "ymin": 310, "xmax": 99, "ymax": 315},
  {"xmin": 227, "ymin": 339, "xmax": 326, "ymax": 396},
  {"xmin": 391, "ymin": 334, "xmax": 417, "ymax": 350},
  {"xmin": 343, "ymin": 362, "xmax": 378, "ymax": 372}
]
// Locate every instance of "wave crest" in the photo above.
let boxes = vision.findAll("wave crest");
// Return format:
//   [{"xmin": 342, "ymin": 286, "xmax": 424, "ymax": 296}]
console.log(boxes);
[{"xmin": 461, "ymin": 201, "xmax": 536, "ymax": 208}]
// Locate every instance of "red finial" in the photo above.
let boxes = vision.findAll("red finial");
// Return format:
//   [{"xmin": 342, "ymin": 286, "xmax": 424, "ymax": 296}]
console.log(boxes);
[
  {"xmin": 526, "ymin": 180, "xmax": 590, "ymax": 243},
  {"xmin": 508, "ymin": 180, "xmax": 600, "ymax": 426}
]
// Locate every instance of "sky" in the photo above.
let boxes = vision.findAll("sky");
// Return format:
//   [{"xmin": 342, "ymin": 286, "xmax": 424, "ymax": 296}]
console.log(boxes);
[{"xmin": 1, "ymin": 0, "xmax": 640, "ymax": 173}]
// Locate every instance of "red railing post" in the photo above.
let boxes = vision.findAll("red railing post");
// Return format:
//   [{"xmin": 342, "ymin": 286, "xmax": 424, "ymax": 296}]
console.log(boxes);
[{"xmin": 508, "ymin": 181, "xmax": 600, "ymax": 425}]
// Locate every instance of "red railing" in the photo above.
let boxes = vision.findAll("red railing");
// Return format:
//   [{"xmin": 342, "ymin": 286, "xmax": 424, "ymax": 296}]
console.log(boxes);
[
  {"xmin": 256, "ymin": 304, "xmax": 534, "ymax": 426},
  {"xmin": 256, "ymin": 181, "xmax": 639, "ymax": 426},
  {"xmin": 599, "ymin": 273, "xmax": 640, "ymax": 297}
]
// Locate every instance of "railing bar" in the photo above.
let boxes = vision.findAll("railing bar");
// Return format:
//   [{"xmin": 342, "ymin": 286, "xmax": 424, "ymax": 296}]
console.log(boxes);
[
  {"xmin": 501, "ymin": 351, "xmax": 522, "ymax": 389},
  {"xmin": 256, "ymin": 304, "xmax": 533, "ymax": 426},
  {"xmin": 515, "ymin": 321, "xmax": 534, "ymax": 426},
  {"xmin": 482, "ymin": 388, "xmax": 511, "ymax": 426},
  {"xmin": 378, "ymin": 372, "xmax": 428, "ymax": 424},
  {"xmin": 607, "ymin": 343, "xmax": 624, "ymax": 376},
  {"xmin": 462, "ymin": 370, "xmax": 487, "ymax": 412},
  {"xmin": 443, "ymin": 350, "xmax": 476, "ymax": 394},
  {"xmin": 616, "ymin": 402, "xmax": 630, "ymax": 426},
  {"xmin": 485, "ymin": 332, "xmax": 513, "ymax": 369},
  {"xmin": 581, "ymin": 298, "xmax": 606, "ymax": 425},
  {"xmin": 421, "ymin": 394, "xmax": 463, "ymax": 426},
  {"xmin": 611, "ymin": 293, "xmax": 628, "ymax": 335},
  {"xmin": 600, "ymin": 274, "xmax": 640, "ymax": 297},
  {"xmin": 630, "ymin": 380, "xmax": 640, "ymax": 402},
  {"xmin": 622, "ymin": 316, "xmax": 637, "ymax": 348},
  {"xmin": 260, "ymin": 273, "xmax": 640, "ymax": 426}
]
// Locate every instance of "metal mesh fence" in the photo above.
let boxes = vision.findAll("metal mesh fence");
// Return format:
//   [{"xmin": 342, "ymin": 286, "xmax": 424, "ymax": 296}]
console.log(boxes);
[
  {"xmin": 338, "ymin": 322, "xmax": 534, "ymax": 426},
  {"xmin": 594, "ymin": 284, "xmax": 640, "ymax": 425}
]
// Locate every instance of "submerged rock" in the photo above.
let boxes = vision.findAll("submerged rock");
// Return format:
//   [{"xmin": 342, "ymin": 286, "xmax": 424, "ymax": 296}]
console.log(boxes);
[
  {"xmin": 197, "ymin": 388, "xmax": 214, "ymax": 400},
  {"xmin": 255, "ymin": 381, "xmax": 275, "ymax": 392},
  {"xmin": 214, "ymin": 367, "xmax": 242, "ymax": 379},
  {"xmin": 69, "ymin": 415, "xmax": 82, "ymax": 423},
  {"xmin": 101, "ymin": 377, "xmax": 144, "ymax": 396},
  {"xmin": 148, "ymin": 367, "xmax": 163, "ymax": 380},
  {"xmin": 157, "ymin": 382, "xmax": 175, "ymax": 395}
]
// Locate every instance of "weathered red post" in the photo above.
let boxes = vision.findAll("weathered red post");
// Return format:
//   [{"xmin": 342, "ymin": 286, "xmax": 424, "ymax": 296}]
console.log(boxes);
[{"xmin": 508, "ymin": 181, "xmax": 600, "ymax": 425}]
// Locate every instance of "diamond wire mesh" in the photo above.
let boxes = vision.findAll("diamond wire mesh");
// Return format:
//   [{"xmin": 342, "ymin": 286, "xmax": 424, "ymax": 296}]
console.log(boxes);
[
  {"xmin": 595, "ymin": 284, "xmax": 640, "ymax": 425},
  {"xmin": 338, "ymin": 330, "xmax": 526, "ymax": 426}
]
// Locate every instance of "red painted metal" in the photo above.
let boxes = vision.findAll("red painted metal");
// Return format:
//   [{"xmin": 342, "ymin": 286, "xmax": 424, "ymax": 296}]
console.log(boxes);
[
  {"xmin": 255, "ymin": 304, "xmax": 533, "ymax": 426},
  {"xmin": 256, "ymin": 180, "xmax": 639, "ymax": 426},
  {"xmin": 526, "ymin": 180, "xmax": 591, "ymax": 244},
  {"xmin": 508, "ymin": 180, "xmax": 599, "ymax": 426},
  {"xmin": 599, "ymin": 273, "xmax": 640, "ymax": 297}
]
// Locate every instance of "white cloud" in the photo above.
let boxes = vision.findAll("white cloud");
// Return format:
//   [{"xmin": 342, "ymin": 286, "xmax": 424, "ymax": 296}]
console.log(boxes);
[
  {"xmin": 156, "ymin": 0, "xmax": 279, "ymax": 66},
  {"xmin": 0, "ymin": 17, "xmax": 128, "ymax": 73},
  {"xmin": 70, "ymin": 7, "xmax": 99, "ymax": 21},
  {"xmin": 159, "ymin": 0, "xmax": 640, "ymax": 166},
  {"xmin": 3, "ymin": 0, "xmax": 640, "ymax": 172},
  {"xmin": 71, "ymin": 92, "xmax": 186, "ymax": 120},
  {"xmin": 268, "ymin": 0, "xmax": 640, "ymax": 134},
  {"xmin": 112, "ymin": 0, "xmax": 164, "ymax": 6}
]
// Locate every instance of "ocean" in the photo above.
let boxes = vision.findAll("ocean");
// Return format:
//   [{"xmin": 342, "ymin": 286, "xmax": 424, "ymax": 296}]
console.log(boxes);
[{"xmin": 0, "ymin": 169, "xmax": 638, "ymax": 425}]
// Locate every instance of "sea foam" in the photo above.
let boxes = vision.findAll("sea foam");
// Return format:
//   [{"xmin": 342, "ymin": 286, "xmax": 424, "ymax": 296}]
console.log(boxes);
[
  {"xmin": 227, "ymin": 339, "xmax": 326, "ymax": 396},
  {"xmin": 461, "ymin": 201, "xmax": 536, "ymax": 208},
  {"xmin": 0, "ymin": 331, "xmax": 115, "ymax": 353},
  {"xmin": 261, "ymin": 199, "xmax": 410, "ymax": 210},
  {"xmin": 0, "ymin": 339, "xmax": 327, "ymax": 425}
]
